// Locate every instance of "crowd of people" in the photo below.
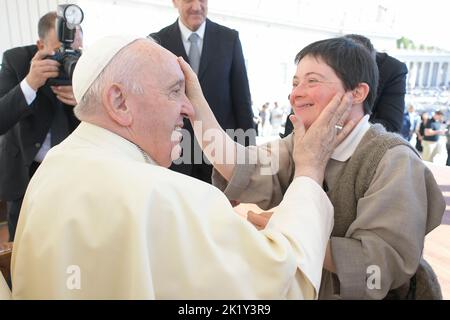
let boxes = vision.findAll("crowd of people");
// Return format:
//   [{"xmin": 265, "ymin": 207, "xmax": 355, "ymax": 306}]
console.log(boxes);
[
  {"xmin": 401, "ymin": 105, "xmax": 450, "ymax": 165},
  {"xmin": 253, "ymin": 101, "xmax": 291, "ymax": 137},
  {"xmin": 0, "ymin": 0, "xmax": 446, "ymax": 300}
]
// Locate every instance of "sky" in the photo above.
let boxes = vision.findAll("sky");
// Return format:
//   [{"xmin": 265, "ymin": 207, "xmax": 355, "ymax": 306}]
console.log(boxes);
[
  {"xmin": 207, "ymin": 0, "xmax": 450, "ymax": 51},
  {"xmin": 75, "ymin": 0, "xmax": 450, "ymax": 52},
  {"xmin": 391, "ymin": 0, "xmax": 450, "ymax": 50}
]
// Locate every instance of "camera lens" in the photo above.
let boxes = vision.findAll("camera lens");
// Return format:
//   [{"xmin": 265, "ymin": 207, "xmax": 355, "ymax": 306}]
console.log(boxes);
[{"xmin": 63, "ymin": 54, "xmax": 80, "ymax": 80}]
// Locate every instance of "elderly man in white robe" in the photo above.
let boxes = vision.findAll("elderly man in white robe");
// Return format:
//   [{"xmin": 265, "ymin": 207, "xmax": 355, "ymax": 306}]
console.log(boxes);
[{"xmin": 11, "ymin": 35, "xmax": 353, "ymax": 299}]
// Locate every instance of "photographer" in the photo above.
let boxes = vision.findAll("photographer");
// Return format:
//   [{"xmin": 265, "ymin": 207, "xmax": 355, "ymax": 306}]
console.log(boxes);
[{"xmin": 0, "ymin": 11, "xmax": 81, "ymax": 241}]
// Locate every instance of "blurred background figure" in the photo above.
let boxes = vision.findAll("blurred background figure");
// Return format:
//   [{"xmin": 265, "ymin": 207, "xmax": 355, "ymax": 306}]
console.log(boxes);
[
  {"xmin": 258, "ymin": 102, "xmax": 270, "ymax": 136},
  {"xmin": 422, "ymin": 110, "xmax": 447, "ymax": 163},
  {"xmin": 401, "ymin": 103, "xmax": 421, "ymax": 143},
  {"xmin": 415, "ymin": 112, "xmax": 430, "ymax": 153},
  {"xmin": 269, "ymin": 101, "xmax": 284, "ymax": 136}
]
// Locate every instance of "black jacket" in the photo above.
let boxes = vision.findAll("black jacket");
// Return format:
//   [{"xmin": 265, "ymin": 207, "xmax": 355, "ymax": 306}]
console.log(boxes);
[
  {"xmin": 370, "ymin": 52, "xmax": 408, "ymax": 132},
  {"xmin": 0, "ymin": 45, "xmax": 79, "ymax": 200}
]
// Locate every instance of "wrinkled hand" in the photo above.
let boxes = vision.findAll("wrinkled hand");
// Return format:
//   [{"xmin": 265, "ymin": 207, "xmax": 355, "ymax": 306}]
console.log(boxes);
[
  {"xmin": 247, "ymin": 211, "xmax": 273, "ymax": 230},
  {"xmin": 292, "ymin": 92, "xmax": 354, "ymax": 184},
  {"xmin": 177, "ymin": 56, "xmax": 208, "ymax": 117},
  {"xmin": 25, "ymin": 49, "xmax": 60, "ymax": 91},
  {"xmin": 51, "ymin": 85, "xmax": 77, "ymax": 106}
]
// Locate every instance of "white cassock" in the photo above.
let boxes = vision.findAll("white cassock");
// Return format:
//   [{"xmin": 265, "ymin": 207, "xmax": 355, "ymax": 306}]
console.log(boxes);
[
  {"xmin": 0, "ymin": 273, "xmax": 10, "ymax": 300},
  {"xmin": 11, "ymin": 122, "xmax": 333, "ymax": 299}
]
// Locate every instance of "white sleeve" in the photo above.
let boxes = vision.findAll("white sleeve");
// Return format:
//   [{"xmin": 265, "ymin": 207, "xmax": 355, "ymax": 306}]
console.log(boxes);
[
  {"xmin": 0, "ymin": 273, "xmax": 11, "ymax": 300},
  {"xmin": 20, "ymin": 79, "xmax": 37, "ymax": 105},
  {"xmin": 267, "ymin": 176, "xmax": 334, "ymax": 296}
]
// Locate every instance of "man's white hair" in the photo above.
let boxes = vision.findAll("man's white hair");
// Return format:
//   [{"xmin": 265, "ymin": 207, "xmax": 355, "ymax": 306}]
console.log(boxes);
[{"xmin": 74, "ymin": 38, "xmax": 154, "ymax": 120}]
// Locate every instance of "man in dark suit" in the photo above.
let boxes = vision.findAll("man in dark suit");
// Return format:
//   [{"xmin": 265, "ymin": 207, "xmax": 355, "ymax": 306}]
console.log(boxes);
[
  {"xmin": 0, "ymin": 12, "xmax": 80, "ymax": 240},
  {"xmin": 151, "ymin": 0, "xmax": 255, "ymax": 183},
  {"xmin": 371, "ymin": 51, "xmax": 408, "ymax": 132},
  {"xmin": 283, "ymin": 34, "xmax": 408, "ymax": 136}
]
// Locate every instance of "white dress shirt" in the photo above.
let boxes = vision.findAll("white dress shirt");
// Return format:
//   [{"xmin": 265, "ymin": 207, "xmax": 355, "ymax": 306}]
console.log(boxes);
[
  {"xmin": 178, "ymin": 19, "xmax": 206, "ymax": 56},
  {"xmin": 331, "ymin": 115, "xmax": 371, "ymax": 162}
]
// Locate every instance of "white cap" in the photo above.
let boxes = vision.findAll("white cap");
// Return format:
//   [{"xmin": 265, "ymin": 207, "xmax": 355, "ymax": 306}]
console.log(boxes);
[{"xmin": 72, "ymin": 35, "xmax": 144, "ymax": 103}]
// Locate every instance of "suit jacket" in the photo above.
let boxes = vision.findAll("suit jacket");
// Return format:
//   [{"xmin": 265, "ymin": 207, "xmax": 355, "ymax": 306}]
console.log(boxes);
[
  {"xmin": 0, "ymin": 45, "xmax": 79, "ymax": 200},
  {"xmin": 151, "ymin": 19, "xmax": 254, "ymax": 182},
  {"xmin": 370, "ymin": 52, "xmax": 408, "ymax": 133},
  {"xmin": 282, "ymin": 52, "xmax": 408, "ymax": 137}
]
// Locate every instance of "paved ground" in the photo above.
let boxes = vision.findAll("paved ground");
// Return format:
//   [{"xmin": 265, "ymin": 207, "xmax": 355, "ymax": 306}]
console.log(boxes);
[{"xmin": 423, "ymin": 162, "xmax": 450, "ymax": 299}]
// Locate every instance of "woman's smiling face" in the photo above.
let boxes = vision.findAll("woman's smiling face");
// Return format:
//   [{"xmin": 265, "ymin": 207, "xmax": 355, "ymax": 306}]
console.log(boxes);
[{"xmin": 289, "ymin": 55, "xmax": 346, "ymax": 130}]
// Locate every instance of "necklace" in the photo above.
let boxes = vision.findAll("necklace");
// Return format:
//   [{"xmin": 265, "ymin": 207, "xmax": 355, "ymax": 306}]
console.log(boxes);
[{"xmin": 136, "ymin": 145, "xmax": 152, "ymax": 164}]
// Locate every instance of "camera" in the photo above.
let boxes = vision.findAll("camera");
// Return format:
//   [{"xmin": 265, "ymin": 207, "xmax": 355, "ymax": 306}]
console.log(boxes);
[{"xmin": 47, "ymin": 4, "xmax": 84, "ymax": 86}]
